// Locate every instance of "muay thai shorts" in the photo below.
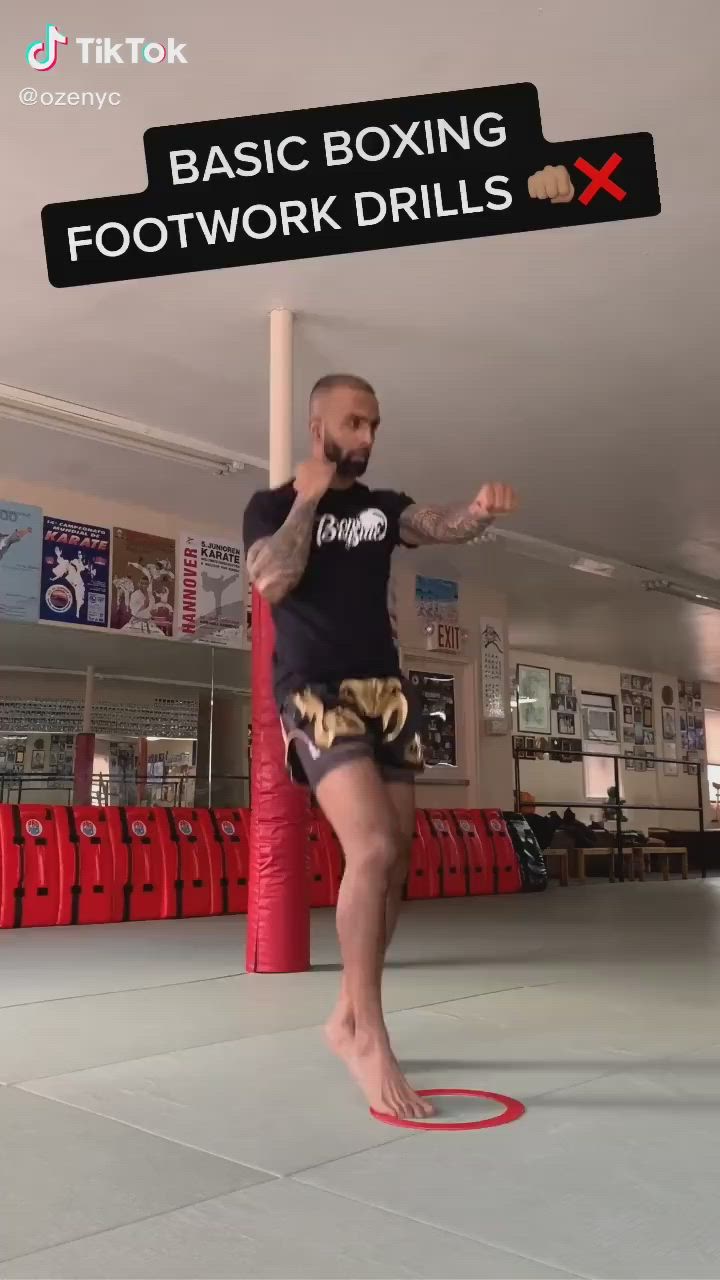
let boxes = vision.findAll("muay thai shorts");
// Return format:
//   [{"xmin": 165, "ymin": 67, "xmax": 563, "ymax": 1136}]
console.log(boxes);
[{"xmin": 280, "ymin": 675, "xmax": 424, "ymax": 791}]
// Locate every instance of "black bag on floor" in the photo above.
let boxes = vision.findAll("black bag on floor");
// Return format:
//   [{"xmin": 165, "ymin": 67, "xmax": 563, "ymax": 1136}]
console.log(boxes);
[{"xmin": 502, "ymin": 812, "xmax": 549, "ymax": 892}]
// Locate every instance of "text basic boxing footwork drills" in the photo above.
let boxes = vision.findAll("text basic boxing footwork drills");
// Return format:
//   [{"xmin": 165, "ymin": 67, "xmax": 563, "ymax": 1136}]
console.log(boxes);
[{"xmin": 41, "ymin": 82, "xmax": 660, "ymax": 287}]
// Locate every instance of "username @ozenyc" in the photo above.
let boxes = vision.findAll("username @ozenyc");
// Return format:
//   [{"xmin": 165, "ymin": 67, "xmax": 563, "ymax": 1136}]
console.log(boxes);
[{"xmin": 18, "ymin": 87, "xmax": 121, "ymax": 110}]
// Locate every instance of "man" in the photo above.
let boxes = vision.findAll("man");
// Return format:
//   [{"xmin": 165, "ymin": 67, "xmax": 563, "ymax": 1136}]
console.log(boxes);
[
  {"xmin": 50, "ymin": 546, "xmax": 95, "ymax": 619},
  {"xmin": 243, "ymin": 374, "xmax": 518, "ymax": 1119},
  {"xmin": 0, "ymin": 526, "xmax": 31, "ymax": 563}
]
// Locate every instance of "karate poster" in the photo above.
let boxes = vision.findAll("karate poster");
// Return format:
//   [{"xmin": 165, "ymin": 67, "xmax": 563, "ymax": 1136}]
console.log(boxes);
[
  {"xmin": 415, "ymin": 575, "xmax": 459, "ymax": 624},
  {"xmin": 242, "ymin": 579, "xmax": 253, "ymax": 651},
  {"xmin": 40, "ymin": 517, "xmax": 110, "ymax": 627},
  {"xmin": 0, "ymin": 499, "xmax": 42, "ymax": 622},
  {"xmin": 111, "ymin": 528, "xmax": 176, "ymax": 637},
  {"xmin": 178, "ymin": 533, "xmax": 244, "ymax": 647}
]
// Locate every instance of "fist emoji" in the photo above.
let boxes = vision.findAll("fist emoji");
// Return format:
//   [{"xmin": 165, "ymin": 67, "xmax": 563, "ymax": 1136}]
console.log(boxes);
[{"xmin": 528, "ymin": 164, "xmax": 575, "ymax": 204}]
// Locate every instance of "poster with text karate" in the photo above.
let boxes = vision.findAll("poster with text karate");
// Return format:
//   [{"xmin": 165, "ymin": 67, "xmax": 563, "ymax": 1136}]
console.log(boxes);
[
  {"xmin": 40, "ymin": 517, "xmax": 110, "ymax": 627},
  {"xmin": 178, "ymin": 533, "xmax": 244, "ymax": 647},
  {"xmin": 111, "ymin": 528, "xmax": 176, "ymax": 637},
  {"xmin": 0, "ymin": 499, "xmax": 42, "ymax": 622}
]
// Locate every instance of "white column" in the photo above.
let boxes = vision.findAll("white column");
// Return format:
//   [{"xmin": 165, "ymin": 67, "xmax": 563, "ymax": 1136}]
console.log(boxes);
[
  {"xmin": 82, "ymin": 665, "xmax": 95, "ymax": 733},
  {"xmin": 208, "ymin": 646, "xmax": 215, "ymax": 806},
  {"xmin": 268, "ymin": 309, "xmax": 294, "ymax": 486}
]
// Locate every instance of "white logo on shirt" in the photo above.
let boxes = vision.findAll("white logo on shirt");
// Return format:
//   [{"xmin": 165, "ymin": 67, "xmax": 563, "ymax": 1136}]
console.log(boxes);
[{"xmin": 316, "ymin": 508, "xmax": 388, "ymax": 549}]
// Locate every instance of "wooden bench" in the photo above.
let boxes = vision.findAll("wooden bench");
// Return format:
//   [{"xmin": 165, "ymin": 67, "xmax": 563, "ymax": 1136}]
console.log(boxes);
[
  {"xmin": 577, "ymin": 845, "xmax": 688, "ymax": 883},
  {"xmin": 576, "ymin": 847, "xmax": 621, "ymax": 883},
  {"xmin": 635, "ymin": 846, "xmax": 689, "ymax": 882},
  {"xmin": 543, "ymin": 848, "xmax": 569, "ymax": 887}
]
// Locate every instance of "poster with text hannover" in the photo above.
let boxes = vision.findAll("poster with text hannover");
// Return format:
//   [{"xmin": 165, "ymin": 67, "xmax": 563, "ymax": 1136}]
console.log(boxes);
[
  {"xmin": 178, "ymin": 533, "xmax": 244, "ymax": 647},
  {"xmin": 111, "ymin": 528, "xmax": 175, "ymax": 637},
  {"xmin": 0, "ymin": 499, "xmax": 42, "ymax": 622},
  {"xmin": 40, "ymin": 517, "xmax": 110, "ymax": 627}
]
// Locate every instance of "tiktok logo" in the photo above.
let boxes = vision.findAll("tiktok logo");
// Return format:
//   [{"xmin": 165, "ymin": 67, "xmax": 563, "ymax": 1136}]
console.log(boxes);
[{"xmin": 26, "ymin": 23, "xmax": 68, "ymax": 71}]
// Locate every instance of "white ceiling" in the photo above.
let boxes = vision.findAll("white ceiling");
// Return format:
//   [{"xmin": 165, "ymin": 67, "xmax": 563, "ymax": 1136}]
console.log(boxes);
[{"xmin": 3, "ymin": 0, "xmax": 720, "ymax": 676}]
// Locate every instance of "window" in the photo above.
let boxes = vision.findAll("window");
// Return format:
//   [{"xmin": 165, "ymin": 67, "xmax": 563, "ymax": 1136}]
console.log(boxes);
[
  {"xmin": 583, "ymin": 746, "xmax": 618, "ymax": 800},
  {"xmin": 580, "ymin": 690, "xmax": 618, "ymax": 743},
  {"xmin": 705, "ymin": 709, "xmax": 720, "ymax": 811},
  {"xmin": 581, "ymin": 691, "xmax": 619, "ymax": 799}
]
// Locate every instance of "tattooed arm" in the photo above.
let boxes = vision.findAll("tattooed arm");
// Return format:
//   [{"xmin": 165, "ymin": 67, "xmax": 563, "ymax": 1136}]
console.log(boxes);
[
  {"xmin": 246, "ymin": 495, "xmax": 318, "ymax": 604},
  {"xmin": 399, "ymin": 482, "xmax": 519, "ymax": 547},
  {"xmin": 399, "ymin": 502, "xmax": 494, "ymax": 546},
  {"xmin": 244, "ymin": 454, "xmax": 336, "ymax": 604}
]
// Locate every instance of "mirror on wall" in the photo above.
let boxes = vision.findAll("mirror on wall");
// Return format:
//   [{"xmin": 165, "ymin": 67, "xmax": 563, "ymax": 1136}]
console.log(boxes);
[{"xmin": 0, "ymin": 620, "xmax": 251, "ymax": 809}]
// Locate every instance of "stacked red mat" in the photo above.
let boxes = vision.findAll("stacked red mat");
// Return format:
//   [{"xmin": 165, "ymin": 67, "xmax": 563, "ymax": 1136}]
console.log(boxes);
[{"xmin": 0, "ymin": 804, "xmax": 523, "ymax": 929}]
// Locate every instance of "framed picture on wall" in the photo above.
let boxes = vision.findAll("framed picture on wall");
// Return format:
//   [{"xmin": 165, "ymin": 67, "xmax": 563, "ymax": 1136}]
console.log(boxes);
[
  {"xmin": 558, "ymin": 712, "xmax": 576, "ymax": 735},
  {"xmin": 517, "ymin": 665, "xmax": 551, "ymax": 734},
  {"xmin": 662, "ymin": 707, "xmax": 676, "ymax": 741},
  {"xmin": 555, "ymin": 673, "xmax": 573, "ymax": 697}
]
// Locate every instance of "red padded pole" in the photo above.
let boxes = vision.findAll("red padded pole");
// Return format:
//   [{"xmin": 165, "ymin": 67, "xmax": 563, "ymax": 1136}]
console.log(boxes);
[{"xmin": 246, "ymin": 588, "xmax": 310, "ymax": 972}]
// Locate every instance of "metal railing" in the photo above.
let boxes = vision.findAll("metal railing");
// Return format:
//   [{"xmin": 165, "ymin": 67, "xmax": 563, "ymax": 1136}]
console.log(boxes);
[
  {"xmin": 513, "ymin": 745, "xmax": 710, "ymax": 882},
  {"xmin": 0, "ymin": 771, "xmax": 250, "ymax": 809}
]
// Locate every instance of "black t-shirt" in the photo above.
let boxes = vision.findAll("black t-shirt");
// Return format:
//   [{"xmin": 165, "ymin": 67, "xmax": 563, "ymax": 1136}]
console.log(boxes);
[{"xmin": 242, "ymin": 480, "xmax": 414, "ymax": 703}]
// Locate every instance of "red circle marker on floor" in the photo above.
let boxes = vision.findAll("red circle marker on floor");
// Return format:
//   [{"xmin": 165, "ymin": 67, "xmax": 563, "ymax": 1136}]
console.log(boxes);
[{"xmin": 370, "ymin": 1088, "xmax": 526, "ymax": 1131}]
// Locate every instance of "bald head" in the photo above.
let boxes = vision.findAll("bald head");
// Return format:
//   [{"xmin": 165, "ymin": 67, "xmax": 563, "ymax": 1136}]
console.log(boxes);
[
  {"xmin": 309, "ymin": 373, "xmax": 376, "ymax": 415},
  {"xmin": 308, "ymin": 373, "xmax": 380, "ymax": 483}
]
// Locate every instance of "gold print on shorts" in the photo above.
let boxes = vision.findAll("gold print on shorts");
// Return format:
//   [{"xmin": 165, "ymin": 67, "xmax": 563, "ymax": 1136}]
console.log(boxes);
[
  {"xmin": 291, "ymin": 690, "xmax": 366, "ymax": 750},
  {"xmin": 339, "ymin": 678, "xmax": 408, "ymax": 744}
]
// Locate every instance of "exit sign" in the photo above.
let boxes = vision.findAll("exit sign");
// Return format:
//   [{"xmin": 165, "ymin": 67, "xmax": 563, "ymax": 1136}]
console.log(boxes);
[{"xmin": 426, "ymin": 622, "xmax": 463, "ymax": 653}]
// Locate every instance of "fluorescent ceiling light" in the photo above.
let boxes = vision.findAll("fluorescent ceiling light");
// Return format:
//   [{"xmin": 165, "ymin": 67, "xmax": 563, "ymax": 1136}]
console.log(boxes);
[
  {"xmin": 644, "ymin": 578, "xmax": 720, "ymax": 611},
  {"xmin": 0, "ymin": 383, "xmax": 268, "ymax": 475},
  {"xmin": 571, "ymin": 557, "xmax": 615, "ymax": 578}
]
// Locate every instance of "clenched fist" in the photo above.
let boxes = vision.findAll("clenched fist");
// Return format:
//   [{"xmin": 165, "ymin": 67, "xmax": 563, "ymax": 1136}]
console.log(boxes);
[
  {"xmin": 294, "ymin": 456, "xmax": 336, "ymax": 503},
  {"xmin": 470, "ymin": 483, "xmax": 519, "ymax": 519},
  {"xmin": 528, "ymin": 164, "xmax": 574, "ymax": 204}
]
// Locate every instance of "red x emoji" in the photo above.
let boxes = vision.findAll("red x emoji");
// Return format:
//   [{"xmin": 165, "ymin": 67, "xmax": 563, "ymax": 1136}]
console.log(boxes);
[{"xmin": 575, "ymin": 153, "xmax": 626, "ymax": 206}]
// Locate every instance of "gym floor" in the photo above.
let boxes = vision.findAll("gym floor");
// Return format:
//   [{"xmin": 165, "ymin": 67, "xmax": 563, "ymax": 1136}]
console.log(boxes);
[{"xmin": 1, "ymin": 881, "xmax": 718, "ymax": 1279}]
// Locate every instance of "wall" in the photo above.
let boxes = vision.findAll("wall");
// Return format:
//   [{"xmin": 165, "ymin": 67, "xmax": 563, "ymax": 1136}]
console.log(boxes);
[
  {"xmin": 3, "ymin": 477, "xmax": 238, "ymax": 545},
  {"xmin": 512, "ymin": 649, "xmax": 704, "ymax": 831},
  {"xmin": 394, "ymin": 559, "xmax": 513, "ymax": 810},
  {"xmin": 0, "ymin": 476, "xmax": 248, "ymax": 752},
  {"xmin": 0, "ymin": 669, "xmax": 197, "ymax": 704},
  {"xmin": 703, "ymin": 682, "xmax": 720, "ymax": 716},
  {"xmin": 195, "ymin": 688, "xmax": 250, "ymax": 808}
]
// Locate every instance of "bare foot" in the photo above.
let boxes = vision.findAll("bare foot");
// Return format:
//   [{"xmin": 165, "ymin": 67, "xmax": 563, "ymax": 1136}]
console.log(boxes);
[
  {"xmin": 325, "ymin": 1004, "xmax": 355, "ymax": 1059},
  {"xmin": 328, "ymin": 1026, "xmax": 433, "ymax": 1119},
  {"xmin": 325, "ymin": 1002, "xmax": 406, "ymax": 1070}
]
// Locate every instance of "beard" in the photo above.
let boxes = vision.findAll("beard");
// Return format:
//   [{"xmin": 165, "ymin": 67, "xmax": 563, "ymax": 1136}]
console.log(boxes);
[{"xmin": 324, "ymin": 437, "xmax": 370, "ymax": 478}]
